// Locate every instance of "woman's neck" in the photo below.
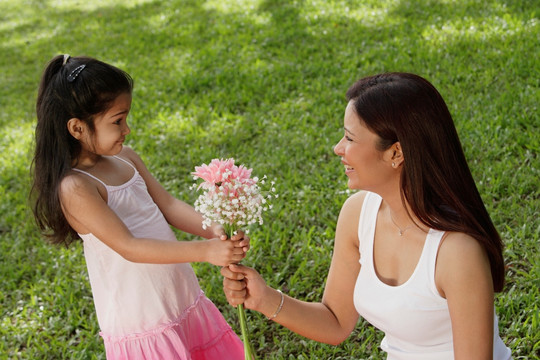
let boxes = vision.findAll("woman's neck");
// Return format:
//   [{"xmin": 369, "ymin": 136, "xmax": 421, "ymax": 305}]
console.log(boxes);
[{"xmin": 380, "ymin": 192, "xmax": 428, "ymax": 235}]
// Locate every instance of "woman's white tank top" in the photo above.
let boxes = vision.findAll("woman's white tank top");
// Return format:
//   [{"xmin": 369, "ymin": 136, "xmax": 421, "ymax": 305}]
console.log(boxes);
[{"xmin": 353, "ymin": 192, "xmax": 511, "ymax": 359}]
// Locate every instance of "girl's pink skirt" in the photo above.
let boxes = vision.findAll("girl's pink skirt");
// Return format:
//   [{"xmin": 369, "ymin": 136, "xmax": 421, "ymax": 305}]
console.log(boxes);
[{"xmin": 100, "ymin": 295, "xmax": 244, "ymax": 360}]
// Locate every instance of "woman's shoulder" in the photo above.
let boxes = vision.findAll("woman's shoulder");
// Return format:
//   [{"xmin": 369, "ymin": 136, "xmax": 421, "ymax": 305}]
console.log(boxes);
[
  {"xmin": 343, "ymin": 190, "xmax": 368, "ymax": 208},
  {"xmin": 337, "ymin": 191, "xmax": 367, "ymax": 226},
  {"xmin": 435, "ymin": 232, "xmax": 492, "ymax": 296},
  {"xmin": 334, "ymin": 191, "xmax": 369, "ymax": 250},
  {"xmin": 340, "ymin": 190, "xmax": 374, "ymax": 216},
  {"xmin": 438, "ymin": 232, "xmax": 486, "ymax": 259}
]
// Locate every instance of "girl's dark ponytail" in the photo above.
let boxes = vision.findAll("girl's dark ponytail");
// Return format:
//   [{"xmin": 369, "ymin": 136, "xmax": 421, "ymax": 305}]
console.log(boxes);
[{"xmin": 31, "ymin": 55, "xmax": 133, "ymax": 246}]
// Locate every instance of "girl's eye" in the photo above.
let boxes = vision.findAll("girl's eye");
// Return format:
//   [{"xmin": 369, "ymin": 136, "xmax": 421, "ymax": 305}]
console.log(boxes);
[{"xmin": 345, "ymin": 135, "xmax": 353, "ymax": 142}]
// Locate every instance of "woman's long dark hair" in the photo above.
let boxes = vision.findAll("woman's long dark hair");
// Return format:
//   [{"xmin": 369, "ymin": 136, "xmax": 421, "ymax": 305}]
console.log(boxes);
[
  {"xmin": 31, "ymin": 55, "xmax": 133, "ymax": 246},
  {"xmin": 347, "ymin": 72, "xmax": 505, "ymax": 292}
]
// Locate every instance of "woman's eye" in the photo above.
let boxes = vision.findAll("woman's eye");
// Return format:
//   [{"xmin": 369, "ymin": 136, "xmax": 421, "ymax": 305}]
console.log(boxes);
[{"xmin": 114, "ymin": 119, "xmax": 121, "ymax": 125}]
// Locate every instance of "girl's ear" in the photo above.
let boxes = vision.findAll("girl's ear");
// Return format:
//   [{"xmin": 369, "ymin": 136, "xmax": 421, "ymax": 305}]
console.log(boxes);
[{"xmin": 67, "ymin": 118, "xmax": 85, "ymax": 139}]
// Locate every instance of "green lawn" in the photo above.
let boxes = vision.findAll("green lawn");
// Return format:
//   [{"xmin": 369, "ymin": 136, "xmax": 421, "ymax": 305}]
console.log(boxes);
[{"xmin": 0, "ymin": 0, "xmax": 538, "ymax": 358}]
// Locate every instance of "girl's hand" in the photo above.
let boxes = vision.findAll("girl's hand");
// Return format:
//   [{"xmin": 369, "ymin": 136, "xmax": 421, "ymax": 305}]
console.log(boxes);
[
  {"xmin": 220, "ymin": 264, "xmax": 268, "ymax": 311},
  {"xmin": 230, "ymin": 229, "xmax": 250, "ymax": 254},
  {"xmin": 211, "ymin": 224, "xmax": 250, "ymax": 254},
  {"xmin": 204, "ymin": 238, "xmax": 246, "ymax": 266},
  {"xmin": 210, "ymin": 223, "xmax": 227, "ymax": 240}
]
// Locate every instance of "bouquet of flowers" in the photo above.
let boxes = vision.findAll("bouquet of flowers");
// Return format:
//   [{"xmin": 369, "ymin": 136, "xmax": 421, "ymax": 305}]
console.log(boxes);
[{"xmin": 191, "ymin": 158, "xmax": 276, "ymax": 360}]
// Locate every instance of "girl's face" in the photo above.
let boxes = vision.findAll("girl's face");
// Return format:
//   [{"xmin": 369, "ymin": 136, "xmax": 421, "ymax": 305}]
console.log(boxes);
[
  {"xmin": 333, "ymin": 101, "xmax": 392, "ymax": 190},
  {"xmin": 84, "ymin": 92, "xmax": 132, "ymax": 156}
]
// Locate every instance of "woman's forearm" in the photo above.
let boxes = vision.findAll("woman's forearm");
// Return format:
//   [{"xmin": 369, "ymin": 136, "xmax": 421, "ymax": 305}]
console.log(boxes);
[{"xmin": 260, "ymin": 287, "xmax": 355, "ymax": 345}]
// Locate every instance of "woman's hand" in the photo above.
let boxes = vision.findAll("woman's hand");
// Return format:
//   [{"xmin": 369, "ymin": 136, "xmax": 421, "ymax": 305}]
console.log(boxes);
[{"xmin": 221, "ymin": 264, "xmax": 268, "ymax": 311}]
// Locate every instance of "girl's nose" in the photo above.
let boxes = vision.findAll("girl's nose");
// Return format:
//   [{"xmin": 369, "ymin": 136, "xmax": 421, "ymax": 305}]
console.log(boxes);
[{"xmin": 123, "ymin": 123, "xmax": 131, "ymax": 136}]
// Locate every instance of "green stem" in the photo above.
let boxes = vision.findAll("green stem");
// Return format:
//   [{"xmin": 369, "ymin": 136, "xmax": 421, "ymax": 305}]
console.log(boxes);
[
  {"xmin": 237, "ymin": 303, "xmax": 255, "ymax": 360},
  {"xmin": 226, "ymin": 224, "xmax": 256, "ymax": 359}
]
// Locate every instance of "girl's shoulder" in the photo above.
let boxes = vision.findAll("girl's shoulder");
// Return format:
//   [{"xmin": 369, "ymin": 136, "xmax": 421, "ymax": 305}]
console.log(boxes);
[
  {"xmin": 59, "ymin": 168, "xmax": 107, "ymax": 205},
  {"xmin": 118, "ymin": 146, "xmax": 147, "ymax": 171},
  {"xmin": 60, "ymin": 169, "xmax": 97, "ymax": 193},
  {"xmin": 118, "ymin": 145, "xmax": 138, "ymax": 163}
]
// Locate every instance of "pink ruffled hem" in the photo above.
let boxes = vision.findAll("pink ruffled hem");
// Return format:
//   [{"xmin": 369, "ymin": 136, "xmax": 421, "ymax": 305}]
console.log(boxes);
[{"xmin": 100, "ymin": 293, "xmax": 244, "ymax": 360}]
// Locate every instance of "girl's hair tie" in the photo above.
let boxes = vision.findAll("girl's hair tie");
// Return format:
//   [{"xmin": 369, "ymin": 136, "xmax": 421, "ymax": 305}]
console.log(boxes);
[
  {"xmin": 62, "ymin": 54, "xmax": 70, "ymax": 65},
  {"xmin": 67, "ymin": 64, "xmax": 86, "ymax": 82}
]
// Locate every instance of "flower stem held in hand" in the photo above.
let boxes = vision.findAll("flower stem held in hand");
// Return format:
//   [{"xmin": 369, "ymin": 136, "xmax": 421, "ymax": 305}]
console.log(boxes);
[{"xmin": 226, "ymin": 225, "xmax": 256, "ymax": 360}]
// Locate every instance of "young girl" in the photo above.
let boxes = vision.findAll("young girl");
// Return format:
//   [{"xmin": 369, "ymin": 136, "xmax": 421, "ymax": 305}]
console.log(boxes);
[
  {"xmin": 31, "ymin": 54, "xmax": 246, "ymax": 359},
  {"xmin": 222, "ymin": 73, "xmax": 512, "ymax": 359}
]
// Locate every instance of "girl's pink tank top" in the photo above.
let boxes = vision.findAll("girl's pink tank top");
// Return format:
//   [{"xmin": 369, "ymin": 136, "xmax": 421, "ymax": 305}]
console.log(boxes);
[{"xmin": 73, "ymin": 156, "xmax": 202, "ymax": 337}]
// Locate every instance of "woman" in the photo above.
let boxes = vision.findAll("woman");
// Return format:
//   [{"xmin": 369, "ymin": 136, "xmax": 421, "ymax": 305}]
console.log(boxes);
[{"xmin": 221, "ymin": 73, "xmax": 512, "ymax": 359}]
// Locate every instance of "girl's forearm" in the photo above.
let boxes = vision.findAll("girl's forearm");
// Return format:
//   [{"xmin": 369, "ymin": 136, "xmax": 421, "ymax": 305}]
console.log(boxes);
[
  {"xmin": 163, "ymin": 199, "xmax": 216, "ymax": 239},
  {"xmin": 119, "ymin": 236, "xmax": 210, "ymax": 264}
]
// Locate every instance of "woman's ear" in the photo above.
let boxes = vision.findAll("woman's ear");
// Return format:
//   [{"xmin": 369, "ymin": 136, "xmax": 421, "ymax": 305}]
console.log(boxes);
[
  {"xmin": 67, "ymin": 118, "xmax": 85, "ymax": 139},
  {"xmin": 389, "ymin": 142, "xmax": 404, "ymax": 168}
]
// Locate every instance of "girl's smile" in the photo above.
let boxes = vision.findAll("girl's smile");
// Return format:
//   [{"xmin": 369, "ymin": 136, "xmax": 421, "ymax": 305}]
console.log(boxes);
[{"xmin": 81, "ymin": 92, "xmax": 132, "ymax": 158}]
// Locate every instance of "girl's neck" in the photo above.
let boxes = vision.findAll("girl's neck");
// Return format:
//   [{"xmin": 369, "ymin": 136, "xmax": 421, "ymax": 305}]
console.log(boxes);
[{"xmin": 73, "ymin": 153, "xmax": 103, "ymax": 170}]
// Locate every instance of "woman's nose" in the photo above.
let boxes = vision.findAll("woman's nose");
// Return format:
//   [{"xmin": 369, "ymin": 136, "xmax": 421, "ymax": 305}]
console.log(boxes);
[{"xmin": 334, "ymin": 138, "xmax": 344, "ymax": 156}]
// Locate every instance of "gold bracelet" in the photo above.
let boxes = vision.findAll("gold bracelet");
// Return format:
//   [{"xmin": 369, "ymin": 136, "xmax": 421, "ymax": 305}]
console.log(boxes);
[{"xmin": 267, "ymin": 289, "xmax": 284, "ymax": 320}]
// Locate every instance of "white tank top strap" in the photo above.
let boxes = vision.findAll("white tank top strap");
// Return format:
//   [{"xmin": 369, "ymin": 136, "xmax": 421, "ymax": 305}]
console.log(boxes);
[
  {"xmin": 358, "ymin": 192, "xmax": 382, "ymax": 258},
  {"xmin": 425, "ymin": 228, "xmax": 446, "ymax": 297},
  {"xmin": 72, "ymin": 168, "xmax": 108, "ymax": 187}
]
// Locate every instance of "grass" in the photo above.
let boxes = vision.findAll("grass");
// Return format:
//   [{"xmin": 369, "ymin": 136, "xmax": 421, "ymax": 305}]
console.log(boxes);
[{"xmin": 0, "ymin": 0, "xmax": 538, "ymax": 358}]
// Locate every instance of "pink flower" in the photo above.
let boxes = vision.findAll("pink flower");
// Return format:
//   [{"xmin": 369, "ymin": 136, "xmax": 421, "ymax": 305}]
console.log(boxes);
[
  {"xmin": 192, "ymin": 158, "xmax": 256, "ymax": 190},
  {"xmin": 192, "ymin": 158, "xmax": 236, "ymax": 189},
  {"xmin": 231, "ymin": 164, "xmax": 253, "ymax": 184}
]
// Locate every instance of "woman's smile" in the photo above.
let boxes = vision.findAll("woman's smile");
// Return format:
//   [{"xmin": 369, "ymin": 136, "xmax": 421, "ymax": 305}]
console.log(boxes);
[{"xmin": 342, "ymin": 162, "xmax": 355, "ymax": 174}]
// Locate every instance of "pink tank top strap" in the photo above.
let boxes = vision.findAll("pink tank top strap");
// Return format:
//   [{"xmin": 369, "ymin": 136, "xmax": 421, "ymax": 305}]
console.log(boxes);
[
  {"xmin": 113, "ymin": 155, "xmax": 137, "ymax": 171},
  {"xmin": 72, "ymin": 168, "xmax": 108, "ymax": 187},
  {"xmin": 71, "ymin": 156, "xmax": 136, "ymax": 187}
]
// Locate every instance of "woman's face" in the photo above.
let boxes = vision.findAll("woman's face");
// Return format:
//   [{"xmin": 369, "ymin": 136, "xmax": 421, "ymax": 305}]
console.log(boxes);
[{"xmin": 334, "ymin": 101, "xmax": 391, "ymax": 190}]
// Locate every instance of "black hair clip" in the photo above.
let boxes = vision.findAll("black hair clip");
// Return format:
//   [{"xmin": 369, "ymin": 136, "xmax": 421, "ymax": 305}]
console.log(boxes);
[{"xmin": 67, "ymin": 64, "xmax": 86, "ymax": 82}]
